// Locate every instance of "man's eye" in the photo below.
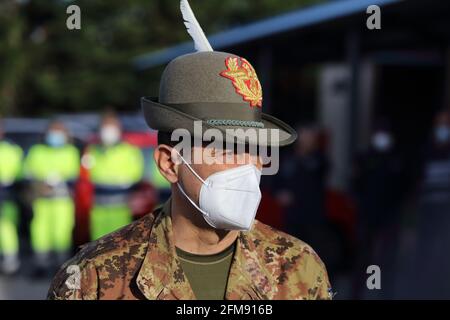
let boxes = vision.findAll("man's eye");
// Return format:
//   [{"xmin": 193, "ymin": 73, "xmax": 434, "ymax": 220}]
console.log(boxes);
[{"xmin": 213, "ymin": 148, "xmax": 232, "ymax": 155}]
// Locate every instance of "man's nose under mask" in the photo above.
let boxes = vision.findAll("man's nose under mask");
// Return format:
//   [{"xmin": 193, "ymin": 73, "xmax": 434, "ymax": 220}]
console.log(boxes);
[{"xmin": 175, "ymin": 151, "xmax": 262, "ymax": 231}]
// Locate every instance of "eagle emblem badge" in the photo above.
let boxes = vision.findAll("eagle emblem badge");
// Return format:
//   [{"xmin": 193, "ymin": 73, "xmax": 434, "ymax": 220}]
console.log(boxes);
[{"xmin": 220, "ymin": 57, "xmax": 263, "ymax": 108}]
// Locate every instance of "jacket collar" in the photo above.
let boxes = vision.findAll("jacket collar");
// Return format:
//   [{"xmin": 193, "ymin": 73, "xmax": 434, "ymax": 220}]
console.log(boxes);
[{"xmin": 136, "ymin": 200, "xmax": 275, "ymax": 300}]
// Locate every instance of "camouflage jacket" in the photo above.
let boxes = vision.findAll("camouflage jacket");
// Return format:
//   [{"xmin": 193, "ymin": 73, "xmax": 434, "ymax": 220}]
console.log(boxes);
[{"xmin": 48, "ymin": 200, "xmax": 332, "ymax": 300}]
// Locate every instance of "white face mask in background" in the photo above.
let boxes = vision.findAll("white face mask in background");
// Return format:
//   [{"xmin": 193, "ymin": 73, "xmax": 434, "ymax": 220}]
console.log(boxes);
[
  {"xmin": 175, "ymin": 151, "xmax": 262, "ymax": 231},
  {"xmin": 371, "ymin": 132, "xmax": 393, "ymax": 152},
  {"xmin": 100, "ymin": 125, "xmax": 121, "ymax": 146},
  {"xmin": 435, "ymin": 125, "xmax": 450, "ymax": 144}
]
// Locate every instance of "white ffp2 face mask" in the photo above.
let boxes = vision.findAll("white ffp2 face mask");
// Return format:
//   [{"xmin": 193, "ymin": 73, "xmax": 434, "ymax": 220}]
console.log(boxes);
[
  {"xmin": 100, "ymin": 125, "xmax": 121, "ymax": 146},
  {"xmin": 175, "ymin": 152, "xmax": 262, "ymax": 231}
]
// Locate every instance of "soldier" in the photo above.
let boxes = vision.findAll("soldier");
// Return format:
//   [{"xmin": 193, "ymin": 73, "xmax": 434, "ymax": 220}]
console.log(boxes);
[{"xmin": 48, "ymin": 0, "xmax": 331, "ymax": 300}]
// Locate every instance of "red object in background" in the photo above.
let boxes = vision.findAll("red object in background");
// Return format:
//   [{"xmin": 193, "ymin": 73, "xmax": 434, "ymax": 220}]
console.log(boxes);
[
  {"xmin": 325, "ymin": 189, "xmax": 357, "ymax": 243},
  {"xmin": 74, "ymin": 158, "xmax": 94, "ymax": 246},
  {"xmin": 85, "ymin": 131, "xmax": 158, "ymax": 148},
  {"xmin": 256, "ymin": 190, "xmax": 286, "ymax": 232},
  {"xmin": 128, "ymin": 181, "xmax": 158, "ymax": 219},
  {"xmin": 123, "ymin": 131, "xmax": 158, "ymax": 148}
]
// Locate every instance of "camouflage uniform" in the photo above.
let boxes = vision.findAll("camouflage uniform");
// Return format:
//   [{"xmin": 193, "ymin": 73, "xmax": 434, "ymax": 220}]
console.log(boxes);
[{"xmin": 48, "ymin": 200, "xmax": 332, "ymax": 300}]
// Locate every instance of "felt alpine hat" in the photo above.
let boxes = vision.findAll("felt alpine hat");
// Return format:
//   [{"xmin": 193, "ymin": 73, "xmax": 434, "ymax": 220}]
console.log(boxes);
[{"xmin": 142, "ymin": 1, "xmax": 297, "ymax": 147}]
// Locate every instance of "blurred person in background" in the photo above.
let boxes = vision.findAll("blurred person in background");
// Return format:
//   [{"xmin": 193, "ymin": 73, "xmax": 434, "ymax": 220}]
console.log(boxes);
[
  {"xmin": 352, "ymin": 120, "xmax": 407, "ymax": 298},
  {"xmin": 83, "ymin": 112, "xmax": 144, "ymax": 240},
  {"xmin": 273, "ymin": 125, "xmax": 336, "ymax": 268},
  {"xmin": 415, "ymin": 109, "xmax": 450, "ymax": 298},
  {"xmin": 275, "ymin": 124, "xmax": 329, "ymax": 230},
  {"xmin": 0, "ymin": 119, "xmax": 23, "ymax": 275},
  {"xmin": 24, "ymin": 120, "xmax": 80, "ymax": 273}
]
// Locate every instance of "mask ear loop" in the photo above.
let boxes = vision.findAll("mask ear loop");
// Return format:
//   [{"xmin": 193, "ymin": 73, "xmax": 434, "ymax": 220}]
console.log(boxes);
[
  {"xmin": 171, "ymin": 148, "xmax": 212, "ymax": 218},
  {"xmin": 171, "ymin": 148, "xmax": 208, "ymax": 186},
  {"xmin": 176, "ymin": 181, "xmax": 211, "ymax": 218}
]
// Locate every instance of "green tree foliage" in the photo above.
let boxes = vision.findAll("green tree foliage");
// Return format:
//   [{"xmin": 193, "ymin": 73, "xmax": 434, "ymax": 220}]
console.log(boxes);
[{"xmin": 0, "ymin": 0, "xmax": 325, "ymax": 116}]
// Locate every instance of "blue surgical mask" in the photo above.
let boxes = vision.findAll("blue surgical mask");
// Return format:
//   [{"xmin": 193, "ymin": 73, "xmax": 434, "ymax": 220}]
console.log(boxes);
[
  {"xmin": 46, "ymin": 131, "xmax": 66, "ymax": 147},
  {"xmin": 435, "ymin": 126, "xmax": 450, "ymax": 143}
]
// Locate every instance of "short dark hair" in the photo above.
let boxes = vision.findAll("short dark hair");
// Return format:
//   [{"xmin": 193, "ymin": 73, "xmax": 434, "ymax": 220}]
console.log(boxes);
[{"xmin": 157, "ymin": 131, "xmax": 177, "ymax": 147}]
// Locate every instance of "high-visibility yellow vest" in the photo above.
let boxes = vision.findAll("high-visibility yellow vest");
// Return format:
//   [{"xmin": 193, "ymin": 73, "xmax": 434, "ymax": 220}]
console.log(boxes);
[
  {"xmin": 24, "ymin": 144, "xmax": 80, "ymax": 182},
  {"xmin": 0, "ymin": 141, "xmax": 23, "ymax": 185},
  {"xmin": 85, "ymin": 143, "xmax": 144, "ymax": 186}
]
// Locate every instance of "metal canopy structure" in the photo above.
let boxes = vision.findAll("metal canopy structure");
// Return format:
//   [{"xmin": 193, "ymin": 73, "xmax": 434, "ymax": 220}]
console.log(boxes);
[{"xmin": 133, "ymin": 0, "xmax": 403, "ymax": 70}]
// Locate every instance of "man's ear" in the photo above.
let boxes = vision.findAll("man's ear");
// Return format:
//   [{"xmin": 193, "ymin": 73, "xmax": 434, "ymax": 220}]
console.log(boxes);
[{"xmin": 154, "ymin": 145, "xmax": 179, "ymax": 184}]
